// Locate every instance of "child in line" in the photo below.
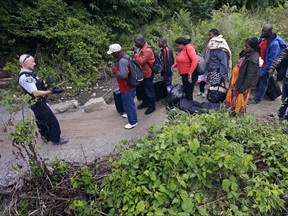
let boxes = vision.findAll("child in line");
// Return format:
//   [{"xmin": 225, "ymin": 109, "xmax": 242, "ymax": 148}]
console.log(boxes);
[{"xmin": 197, "ymin": 74, "xmax": 207, "ymax": 98}]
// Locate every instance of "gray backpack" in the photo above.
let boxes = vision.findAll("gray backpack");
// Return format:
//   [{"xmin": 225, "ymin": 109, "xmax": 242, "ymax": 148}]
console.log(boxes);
[{"xmin": 122, "ymin": 56, "xmax": 144, "ymax": 87}]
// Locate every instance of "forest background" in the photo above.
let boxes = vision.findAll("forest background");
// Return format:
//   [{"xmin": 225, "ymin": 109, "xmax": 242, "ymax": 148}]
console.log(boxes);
[
  {"xmin": 0, "ymin": 0, "xmax": 288, "ymax": 92},
  {"xmin": 1, "ymin": 1, "xmax": 288, "ymax": 215}
]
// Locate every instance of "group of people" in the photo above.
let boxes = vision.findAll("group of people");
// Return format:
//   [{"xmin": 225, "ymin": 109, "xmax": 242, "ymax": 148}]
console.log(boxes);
[
  {"xmin": 18, "ymin": 23, "xmax": 288, "ymax": 144},
  {"xmin": 107, "ymin": 34, "xmax": 176, "ymax": 129},
  {"xmin": 109, "ymin": 23, "xmax": 288, "ymax": 128},
  {"xmin": 226, "ymin": 24, "xmax": 287, "ymax": 118}
]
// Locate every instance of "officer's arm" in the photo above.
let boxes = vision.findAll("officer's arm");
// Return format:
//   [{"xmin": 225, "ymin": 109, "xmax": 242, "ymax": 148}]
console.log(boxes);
[{"xmin": 32, "ymin": 90, "xmax": 52, "ymax": 97}]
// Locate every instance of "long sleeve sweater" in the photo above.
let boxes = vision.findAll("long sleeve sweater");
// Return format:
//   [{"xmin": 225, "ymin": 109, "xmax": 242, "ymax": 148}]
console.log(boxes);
[{"xmin": 173, "ymin": 44, "xmax": 198, "ymax": 76}]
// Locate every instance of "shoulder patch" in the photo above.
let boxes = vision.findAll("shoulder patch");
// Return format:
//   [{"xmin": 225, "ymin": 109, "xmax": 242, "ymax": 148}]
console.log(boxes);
[{"xmin": 25, "ymin": 78, "xmax": 34, "ymax": 83}]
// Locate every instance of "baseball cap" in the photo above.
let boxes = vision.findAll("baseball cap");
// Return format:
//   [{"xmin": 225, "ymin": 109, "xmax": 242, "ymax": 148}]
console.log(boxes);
[{"xmin": 107, "ymin": 44, "xmax": 122, "ymax": 54}]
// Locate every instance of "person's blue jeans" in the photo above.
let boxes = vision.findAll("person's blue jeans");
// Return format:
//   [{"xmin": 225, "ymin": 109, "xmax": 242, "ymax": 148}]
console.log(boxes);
[
  {"xmin": 121, "ymin": 88, "xmax": 138, "ymax": 125},
  {"xmin": 278, "ymin": 77, "xmax": 288, "ymax": 117},
  {"xmin": 253, "ymin": 74, "xmax": 270, "ymax": 103},
  {"xmin": 142, "ymin": 77, "xmax": 156, "ymax": 109}
]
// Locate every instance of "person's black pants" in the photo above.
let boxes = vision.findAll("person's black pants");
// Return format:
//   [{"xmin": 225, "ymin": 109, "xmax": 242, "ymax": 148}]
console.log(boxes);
[
  {"xmin": 31, "ymin": 100, "xmax": 61, "ymax": 143},
  {"xmin": 199, "ymin": 81, "xmax": 206, "ymax": 93},
  {"xmin": 142, "ymin": 77, "xmax": 156, "ymax": 109},
  {"xmin": 181, "ymin": 73, "xmax": 198, "ymax": 100}
]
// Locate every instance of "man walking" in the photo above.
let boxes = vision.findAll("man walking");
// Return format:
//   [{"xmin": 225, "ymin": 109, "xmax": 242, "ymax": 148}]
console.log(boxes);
[
  {"xmin": 18, "ymin": 54, "xmax": 68, "ymax": 144},
  {"xmin": 107, "ymin": 44, "xmax": 138, "ymax": 129},
  {"xmin": 268, "ymin": 47, "xmax": 288, "ymax": 119},
  {"xmin": 134, "ymin": 34, "xmax": 156, "ymax": 115},
  {"xmin": 252, "ymin": 23, "xmax": 287, "ymax": 104}
]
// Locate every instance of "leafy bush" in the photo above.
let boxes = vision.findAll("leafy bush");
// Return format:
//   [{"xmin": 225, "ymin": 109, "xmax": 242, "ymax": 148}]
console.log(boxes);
[
  {"xmin": 145, "ymin": 4, "xmax": 288, "ymax": 66},
  {"xmin": 3, "ymin": 0, "xmax": 111, "ymax": 89},
  {"xmin": 100, "ymin": 110, "xmax": 288, "ymax": 215}
]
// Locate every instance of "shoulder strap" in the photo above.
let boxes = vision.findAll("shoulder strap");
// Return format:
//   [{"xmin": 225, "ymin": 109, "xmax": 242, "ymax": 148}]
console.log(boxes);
[
  {"xmin": 18, "ymin": 71, "xmax": 38, "ymax": 98},
  {"xmin": 18, "ymin": 71, "xmax": 37, "ymax": 81},
  {"xmin": 146, "ymin": 47, "xmax": 155, "ymax": 68},
  {"xmin": 121, "ymin": 54, "xmax": 131, "ymax": 61},
  {"xmin": 185, "ymin": 49, "xmax": 192, "ymax": 62}
]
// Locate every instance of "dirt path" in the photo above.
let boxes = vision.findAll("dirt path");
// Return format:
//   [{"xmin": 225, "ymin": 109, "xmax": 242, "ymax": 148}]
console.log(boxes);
[{"xmin": 0, "ymin": 89, "xmax": 282, "ymax": 186}]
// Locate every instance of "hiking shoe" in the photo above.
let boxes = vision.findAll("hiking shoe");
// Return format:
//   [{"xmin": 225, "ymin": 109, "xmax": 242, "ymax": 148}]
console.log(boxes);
[
  {"xmin": 124, "ymin": 122, "xmax": 138, "ymax": 129},
  {"xmin": 122, "ymin": 113, "xmax": 128, "ymax": 118},
  {"xmin": 268, "ymin": 113, "xmax": 283, "ymax": 118},
  {"xmin": 137, "ymin": 103, "xmax": 148, "ymax": 109},
  {"xmin": 144, "ymin": 107, "xmax": 155, "ymax": 115},
  {"xmin": 248, "ymin": 100, "xmax": 259, "ymax": 105},
  {"xmin": 52, "ymin": 137, "xmax": 69, "ymax": 145}
]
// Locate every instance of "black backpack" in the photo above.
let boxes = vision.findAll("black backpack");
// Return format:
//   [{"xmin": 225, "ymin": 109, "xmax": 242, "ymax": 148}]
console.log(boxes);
[
  {"xmin": 122, "ymin": 56, "xmax": 144, "ymax": 87},
  {"xmin": 149, "ymin": 50, "xmax": 164, "ymax": 75},
  {"xmin": 276, "ymin": 53, "xmax": 288, "ymax": 81}
]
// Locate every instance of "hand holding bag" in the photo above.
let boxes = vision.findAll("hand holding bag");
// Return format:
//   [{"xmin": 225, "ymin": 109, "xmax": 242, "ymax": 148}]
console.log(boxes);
[{"xmin": 207, "ymin": 82, "xmax": 227, "ymax": 103}]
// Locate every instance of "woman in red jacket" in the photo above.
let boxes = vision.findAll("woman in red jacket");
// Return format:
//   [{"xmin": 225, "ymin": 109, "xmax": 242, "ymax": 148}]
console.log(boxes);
[{"xmin": 172, "ymin": 37, "xmax": 198, "ymax": 100}]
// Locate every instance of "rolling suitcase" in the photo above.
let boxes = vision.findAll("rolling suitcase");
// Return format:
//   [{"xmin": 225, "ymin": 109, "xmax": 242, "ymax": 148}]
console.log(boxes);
[
  {"xmin": 136, "ymin": 80, "xmax": 168, "ymax": 101},
  {"xmin": 265, "ymin": 76, "xmax": 282, "ymax": 100},
  {"xmin": 154, "ymin": 80, "xmax": 168, "ymax": 101},
  {"xmin": 113, "ymin": 89, "xmax": 125, "ymax": 113}
]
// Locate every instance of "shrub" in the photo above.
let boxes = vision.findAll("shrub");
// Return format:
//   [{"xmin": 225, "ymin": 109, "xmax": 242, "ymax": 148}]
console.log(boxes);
[{"xmin": 100, "ymin": 110, "xmax": 288, "ymax": 215}]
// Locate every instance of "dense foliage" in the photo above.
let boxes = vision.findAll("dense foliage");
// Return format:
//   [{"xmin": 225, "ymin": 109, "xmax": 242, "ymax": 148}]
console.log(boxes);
[
  {"xmin": 5, "ymin": 110, "xmax": 288, "ymax": 215},
  {"xmin": 0, "ymin": 0, "xmax": 287, "ymax": 90},
  {"xmin": 99, "ymin": 110, "xmax": 288, "ymax": 215},
  {"xmin": 2, "ymin": 110, "xmax": 288, "ymax": 216}
]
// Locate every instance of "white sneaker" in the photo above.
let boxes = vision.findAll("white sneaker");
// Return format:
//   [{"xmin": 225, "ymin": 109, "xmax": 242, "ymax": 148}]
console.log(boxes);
[
  {"xmin": 197, "ymin": 92, "xmax": 202, "ymax": 96},
  {"xmin": 124, "ymin": 122, "xmax": 138, "ymax": 129},
  {"xmin": 122, "ymin": 113, "xmax": 128, "ymax": 118},
  {"xmin": 201, "ymin": 93, "xmax": 206, "ymax": 98}
]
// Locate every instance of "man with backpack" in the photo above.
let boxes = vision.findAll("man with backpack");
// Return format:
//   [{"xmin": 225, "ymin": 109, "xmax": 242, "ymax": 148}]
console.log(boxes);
[
  {"xmin": 158, "ymin": 37, "xmax": 174, "ymax": 92},
  {"xmin": 134, "ymin": 34, "xmax": 156, "ymax": 115},
  {"xmin": 268, "ymin": 47, "xmax": 288, "ymax": 120},
  {"xmin": 18, "ymin": 54, "xmax": 69, "ymax": 144},
  {"xmin": 251, "ymin": 23, "xmax": 287, "ymax": 104},
  {"xmin": 107, "ymin": 44, "xmax": 138, "ymax": 129}
]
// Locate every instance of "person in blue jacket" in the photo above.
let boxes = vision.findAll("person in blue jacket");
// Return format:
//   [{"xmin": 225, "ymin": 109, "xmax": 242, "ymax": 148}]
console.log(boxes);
[{"xmin": 252, "ymin": 23, "xmax": 287, "ymax": 104}]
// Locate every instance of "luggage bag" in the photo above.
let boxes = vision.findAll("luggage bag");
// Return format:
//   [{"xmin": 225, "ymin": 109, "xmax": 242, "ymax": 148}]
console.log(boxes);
[
  {"xmin": 113, "ymin": 89, "xmax": 125, "ymax": 113},
  {"xmin": 136, "ymin": 80, "xmax": 168, "ymax": 101},
  {"xmin": 265, "ymin": 76, "xmax": 282, "ymax": 100}
]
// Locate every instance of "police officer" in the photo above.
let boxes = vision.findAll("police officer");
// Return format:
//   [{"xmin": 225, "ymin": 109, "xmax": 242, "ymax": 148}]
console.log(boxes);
[{"xmin": 18, "ymin": 54, "xmax": 69, "ymax": 145}]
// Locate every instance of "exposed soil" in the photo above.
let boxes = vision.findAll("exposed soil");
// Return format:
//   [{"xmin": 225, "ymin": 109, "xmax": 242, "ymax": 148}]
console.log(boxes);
[{"xmin": 0, "ymin": 80, "xmax": 282, "ymax": 187}]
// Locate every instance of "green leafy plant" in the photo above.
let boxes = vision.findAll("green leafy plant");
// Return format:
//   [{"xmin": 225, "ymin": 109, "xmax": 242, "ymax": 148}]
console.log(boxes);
[
  {"xmin": 100, "ymin": 110, "xmax": 288, "ymax": 215},
  {"xmin": 70, "ymin": 166, "xmax": 98, "ymax": 195}
]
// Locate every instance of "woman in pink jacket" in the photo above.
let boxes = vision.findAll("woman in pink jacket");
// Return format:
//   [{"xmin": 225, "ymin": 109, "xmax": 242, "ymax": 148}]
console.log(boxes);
[{"xmin": 172, "ymin": 37, "xmax": 198, "ymax": 100}]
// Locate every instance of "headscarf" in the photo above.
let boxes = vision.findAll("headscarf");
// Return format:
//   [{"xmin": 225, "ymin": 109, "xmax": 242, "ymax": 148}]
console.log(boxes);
[
  {"xmin": 245, "ymin": 37, "xmax": 260, "ymax": 53},
  {"xmin": 175, "ymin": 37, "xmax": 191, "ymax": 45}
]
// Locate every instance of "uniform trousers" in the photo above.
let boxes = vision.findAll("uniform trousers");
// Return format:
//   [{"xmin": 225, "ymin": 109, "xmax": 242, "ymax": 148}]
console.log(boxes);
[{"xmin": 31, "ymin": 100, "xmax": 61, "ymax": 143}]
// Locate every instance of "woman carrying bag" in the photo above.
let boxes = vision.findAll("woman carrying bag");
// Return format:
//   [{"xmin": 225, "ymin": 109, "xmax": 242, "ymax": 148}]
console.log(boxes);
[
  {"xmin": 172, "ymin": 37, "xmax": 198, "ymax": 100},
  {"xmin": 225, "ymin": 37, "xmax": 261, "ymax": 116}
]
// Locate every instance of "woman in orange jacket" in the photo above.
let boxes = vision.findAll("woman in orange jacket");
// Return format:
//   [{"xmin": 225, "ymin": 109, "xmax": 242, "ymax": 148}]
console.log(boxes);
[{"xmin": 172, "ymin": 37, "xmax": 198, "ymax": 100}]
